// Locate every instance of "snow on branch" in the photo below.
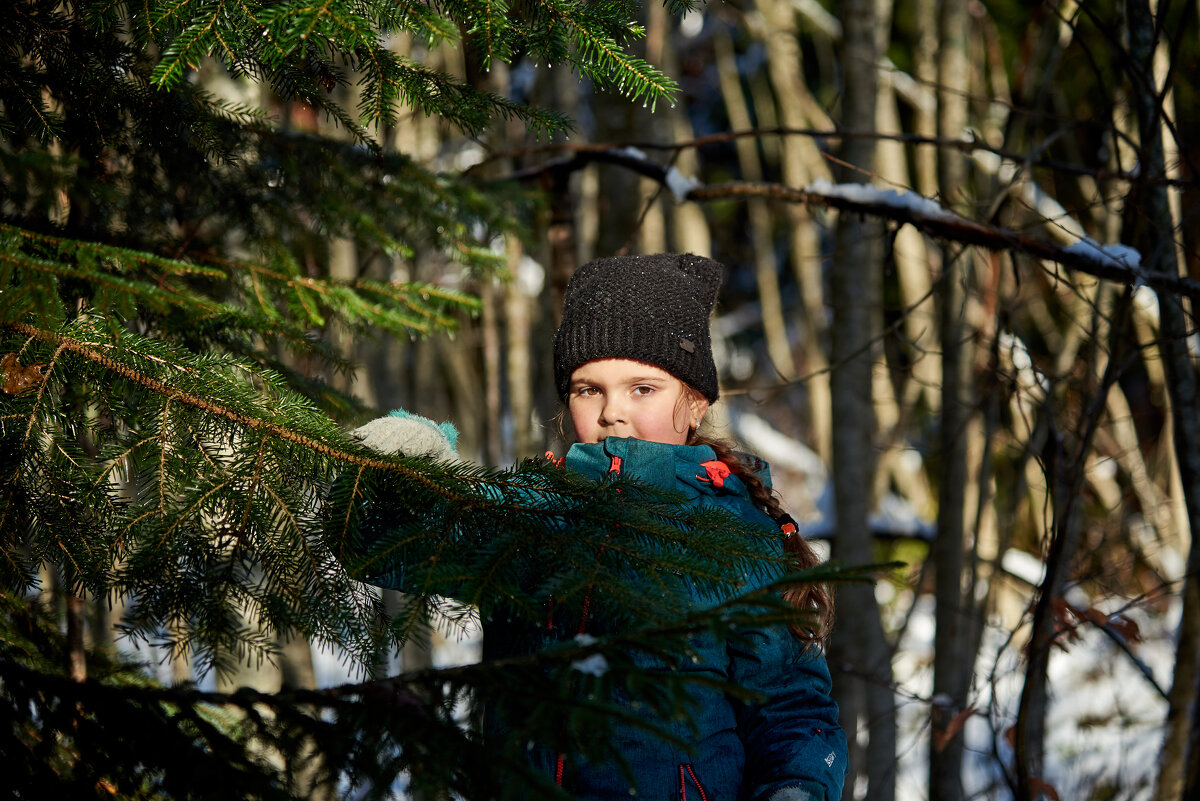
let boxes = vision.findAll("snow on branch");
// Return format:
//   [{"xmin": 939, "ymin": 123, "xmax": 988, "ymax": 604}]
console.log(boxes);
[{"xmin": 506, "ymin": 147, "xmax": 1200, "ymax": 303}]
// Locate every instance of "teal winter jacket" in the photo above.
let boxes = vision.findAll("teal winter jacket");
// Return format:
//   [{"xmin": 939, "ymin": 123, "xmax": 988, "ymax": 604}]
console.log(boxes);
[
  {"xmin": 523, "ymin": 437, "xmax": 846, "ymax": 801},
  {"xmin": 356, "ymin": 436, "xmax": 847, "ymax": 801}
]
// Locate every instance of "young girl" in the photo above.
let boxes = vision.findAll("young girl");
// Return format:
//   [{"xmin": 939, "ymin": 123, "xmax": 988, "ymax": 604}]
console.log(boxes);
[{"xmin": 354, "ymin": 253, "xmax": 846, "ymax": 801}]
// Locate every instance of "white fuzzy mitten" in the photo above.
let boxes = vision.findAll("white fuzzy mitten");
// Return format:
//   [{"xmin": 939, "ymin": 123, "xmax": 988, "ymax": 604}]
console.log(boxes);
[
  {"xmin": 351, "ymin": 409, "xmax": 459, "ymax": 461},
  {"xmin": 768, "ymin": 788, "xmax": 817, "ymax": 801}
]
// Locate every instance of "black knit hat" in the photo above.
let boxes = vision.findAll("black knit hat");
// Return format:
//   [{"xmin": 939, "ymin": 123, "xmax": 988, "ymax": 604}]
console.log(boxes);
[{"xmin": 553, "ymin": 253, "xmax": 723, "ymax": 402}]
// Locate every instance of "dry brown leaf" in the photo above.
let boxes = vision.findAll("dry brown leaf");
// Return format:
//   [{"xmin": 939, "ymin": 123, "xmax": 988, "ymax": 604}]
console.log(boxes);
[
  {"xmin": 1106, "ymin": 613, "xmax": 1142, "ymax": 643},
  {"xmin": 1050, "ymin": 597, "xmax": 1082, "ymax": 647},
  {"xmin": 933, "ymin": 707, "xmax": 978, "ymax": 752},
  {"xmin": 1, "ymin": 352, "xmax": 46, "ymax": 395},
  {"xmin": 1029, "ymin": 776, "xmax": 1061, "ymax": 801}
]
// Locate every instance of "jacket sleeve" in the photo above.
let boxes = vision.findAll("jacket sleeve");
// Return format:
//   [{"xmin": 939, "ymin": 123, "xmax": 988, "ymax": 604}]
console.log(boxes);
[
  {"xmin": 338, "ymin": 462, "xmax": 553, "ymax": 599},
  {"xmin": 728, "ymin": 621, "xmax": 847, "ymax": 801}
]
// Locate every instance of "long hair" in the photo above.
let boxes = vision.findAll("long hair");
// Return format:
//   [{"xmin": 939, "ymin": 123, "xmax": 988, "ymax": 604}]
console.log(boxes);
[{"xmin": 686, "ymin": 430, "xmax": 834, "ymax": 645}]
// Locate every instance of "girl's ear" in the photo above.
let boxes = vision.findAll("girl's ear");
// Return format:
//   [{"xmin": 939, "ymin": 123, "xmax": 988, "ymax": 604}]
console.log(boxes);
[{"xmin": 688, "ymin": 395, "xmax": 710, "ymax": 429}]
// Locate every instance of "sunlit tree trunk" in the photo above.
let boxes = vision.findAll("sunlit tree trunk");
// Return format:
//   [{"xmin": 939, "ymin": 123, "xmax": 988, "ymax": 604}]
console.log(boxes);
[
  {"xmin": 872, "ymin": 0, "xmax": 938, "ymax": 513},
  {"xmin": 713, "ymin": 24, "xmax": 795, "ymax": 382},
  {"xmin": 661, "ymin": 16, "xmax": 711, "ymax": 258},
  {"xmin": 754, "ymin": 0, "xmax": 834, "ymax": 461},
  {"xmin": 505, "ymin": 239, "xmax": 537, "ymax": 459}
]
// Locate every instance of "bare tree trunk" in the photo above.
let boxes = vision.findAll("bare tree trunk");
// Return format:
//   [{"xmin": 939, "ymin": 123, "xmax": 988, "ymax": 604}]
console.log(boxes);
[
  {"xmin": 929, "ymin": 0, "xmax": 971, "ymax": 796},
  {"xmin": 1124, "ymin": 3, "xmax": 1200, "ymax": 799},
  {"xmin": 912, "ymin": 0, "xmax": 938, "ymax": 199},
  {"xmin": 754, "ymin": 0, "xmax": 834, "ymax": 461},
  {"xmin": 929, "ymin": 258, "xmax": 970, "ymax": 801},
  {"xmin": 659, "ymin": 18, "xmax": 712, "ymax": 258},
  {"xmin": 712, "ymin": 24, "xmax": 795, "ymax": 382},
  {"xmin": 829, "ymin": 1, "xmax": 894, "ymax": 799},
  {"xmin": 505, "ymin": 239, "xmax": 536, "ymax": 459},
  {"xmin": 480, "ymin": 280, "xmax": 504, "ymax": 465}
]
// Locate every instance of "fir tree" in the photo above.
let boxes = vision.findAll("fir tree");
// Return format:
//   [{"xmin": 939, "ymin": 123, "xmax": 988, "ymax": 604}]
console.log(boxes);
[{"xmin": 0, "ymin": 1, "xmax": 843, "ymax": 797}]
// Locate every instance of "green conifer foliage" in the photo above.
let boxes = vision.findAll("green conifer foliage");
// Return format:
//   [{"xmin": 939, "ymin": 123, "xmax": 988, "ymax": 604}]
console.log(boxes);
[{"xmin": 0, "ymin": 1, "xmax": 843, "ymax": 797}]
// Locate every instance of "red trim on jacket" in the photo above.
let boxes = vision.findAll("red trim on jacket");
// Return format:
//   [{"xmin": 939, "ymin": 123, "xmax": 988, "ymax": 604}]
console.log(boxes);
[{"xmin": 680, "ymin": 764, "xmax": 709, "ymax": 801}]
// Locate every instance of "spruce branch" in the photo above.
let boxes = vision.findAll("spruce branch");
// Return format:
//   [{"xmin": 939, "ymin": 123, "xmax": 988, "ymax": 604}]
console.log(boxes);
[
  {"xmin": 542, "ymin": 0, "xmax": 678, "ymax": 111},
  {"xmin": 2, "ymin": 314, "xmax": 817, "ymax": 673},
  {"xmin": 0, "ymin": 222, "xmax": 482, "ymax": 361},
  {"xmin": 1, "ymin": 320, "xmax": 460, "ymax": 480},
  {"xmin": 1, "ymin": 572, "xmax": 845, "ymax": 800}
]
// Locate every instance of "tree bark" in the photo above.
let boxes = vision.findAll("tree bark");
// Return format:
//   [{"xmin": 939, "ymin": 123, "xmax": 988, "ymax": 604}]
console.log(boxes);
[
  {"xmin": 754, "ymin": 0, "xmax": 834, "ymax": 460},
  {"xmin": 930, "ymin": 0, "xmax": 971, "ymax": 797},
  {"xmin": 505, "ymin": 239, "xmax": 536, "ymax": 459},
  {"xmin": 829, "ymin": 0, "xmax": 894, "ymax": 798},
  {"xmin": 713, "ymin": 24, "xmax": 795, "ymax": 381},
  {"xmin": 1124, "ymin": 3, "xmax": 1200, "ymax": 799}
]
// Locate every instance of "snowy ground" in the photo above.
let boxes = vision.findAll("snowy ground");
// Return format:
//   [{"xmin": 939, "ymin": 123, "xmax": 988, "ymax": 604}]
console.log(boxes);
[
  {"xmin": 300, "ymin": 581, "xmax": 1178, "ymax": 801},
  {"xmin": 119, "ymin": 572, "xmax": 1177, "ymax": 801},
  {"xmin": 891, "ymin": 592, "xmax": 1175, "ymax": 801}
]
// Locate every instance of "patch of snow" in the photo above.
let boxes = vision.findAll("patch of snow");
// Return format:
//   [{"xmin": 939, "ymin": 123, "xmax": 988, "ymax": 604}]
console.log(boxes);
[
  {"xmin": 570, "ymin": 653, "xmax": 609, "ymax": 677},
  {"xmin": 680, "ymin": 10, "xmax": 704, "ymax": 38},
  {"xmin": 872, "ymin": 492, "xmax": 933, "ymax": 538},
  {"xmin": 730, "ymin": 413, "xmax": 826, "ymax": 479},
  {"xmin": 891, "ymin": 587, "xmax": 1177, "ymax": 801},
  {"xmin": 517, "ymin": 254, "xmax": 545, "ymax": 296},
  {"xmin": 1133, "ymin": 285, "xmax": 1159, "ymax": 324},
  {"xmin": 1062, "ymin": 237, "xmax": 1142, "ymax": 271},
  {"xmin": 805, "ymin": 178, "xmax": 959, "ymax": 222},
  {"xmin": 666, "ymin": 166, "xmax": 700, "ymax": 202},
  {"xmin": 1001, "ymin": 548, "xmax": 1046, "ymax": 586}
]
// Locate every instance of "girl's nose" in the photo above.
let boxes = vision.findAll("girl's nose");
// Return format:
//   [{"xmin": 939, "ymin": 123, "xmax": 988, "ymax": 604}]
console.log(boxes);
[{"xmin": 600, "ymin": 397, "xmax": 626, "ymax": 425}]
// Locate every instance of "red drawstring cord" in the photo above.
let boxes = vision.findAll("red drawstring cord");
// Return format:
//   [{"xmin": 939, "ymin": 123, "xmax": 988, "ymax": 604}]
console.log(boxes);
[{"xmin": 681, "ymin": 765, "xmax": 709, "ymax": 801}]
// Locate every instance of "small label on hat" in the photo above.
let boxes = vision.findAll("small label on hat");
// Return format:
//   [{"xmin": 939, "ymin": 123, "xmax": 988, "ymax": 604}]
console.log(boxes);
[{"xmin": 679, "ymin": 338, "xmax": 695, "ymax": 353}]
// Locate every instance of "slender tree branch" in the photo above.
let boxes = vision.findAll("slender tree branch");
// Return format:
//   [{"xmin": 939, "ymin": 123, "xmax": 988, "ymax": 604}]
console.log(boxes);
[
  {"xmin": 492, "ymin": 147, "xmax": 1200, "ymax": 304},
  {"xmin": 478, "ymin": 128, "xmax": 1200, "ymax": 189}
]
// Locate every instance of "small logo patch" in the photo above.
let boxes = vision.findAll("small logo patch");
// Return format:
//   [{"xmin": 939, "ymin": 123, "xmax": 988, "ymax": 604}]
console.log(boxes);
[
  {"xmin": 679, "ymin": 338, "xmax": 695, "ymax": 353},
  {"xmin": 825, "ymin": 752, "xmax": 836, "ymax": 768}
]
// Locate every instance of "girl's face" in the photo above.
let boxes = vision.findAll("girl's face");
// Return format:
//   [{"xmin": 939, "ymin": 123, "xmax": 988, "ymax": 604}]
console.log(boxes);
[{"xmin": 567, "ymin": 359, "xmax": 709, "ymax": 445}]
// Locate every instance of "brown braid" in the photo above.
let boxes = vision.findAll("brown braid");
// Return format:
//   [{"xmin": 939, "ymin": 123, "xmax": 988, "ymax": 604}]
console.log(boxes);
[{"xmin": 688, "ymin": 432, "xmax": 834, "ymax": 645}]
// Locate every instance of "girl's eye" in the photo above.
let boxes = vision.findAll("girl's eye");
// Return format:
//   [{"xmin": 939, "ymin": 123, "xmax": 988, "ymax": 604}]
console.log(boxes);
[
  {"xmin": 577, "ymin": 387, "xmax": 599, "ymax": 397},
  {"xmin": 633, "ymin": 385, "xmax": 654, "ymax": 396}
]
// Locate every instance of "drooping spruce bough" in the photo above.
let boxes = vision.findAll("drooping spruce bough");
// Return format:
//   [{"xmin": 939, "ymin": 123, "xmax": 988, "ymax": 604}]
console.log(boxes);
[{"xmin": 0, "ymin": 0, "xmax": 853, "ymax": 797}]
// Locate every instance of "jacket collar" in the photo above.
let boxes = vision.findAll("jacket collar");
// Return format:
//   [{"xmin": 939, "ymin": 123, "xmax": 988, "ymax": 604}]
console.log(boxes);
[{"xmin": 563, "ymin": 437, "xmax": 766, "ymax": 499}]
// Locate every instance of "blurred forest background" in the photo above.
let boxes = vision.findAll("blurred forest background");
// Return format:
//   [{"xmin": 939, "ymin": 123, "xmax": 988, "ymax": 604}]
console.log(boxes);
[{"xmin": 2, "ymin": 0, "xmax": 1199, "ymax": 799}]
